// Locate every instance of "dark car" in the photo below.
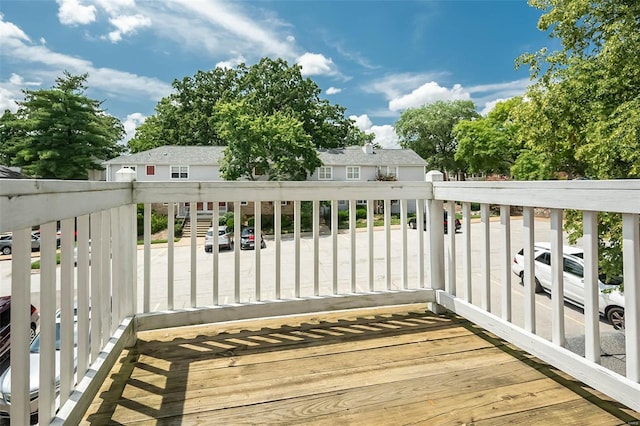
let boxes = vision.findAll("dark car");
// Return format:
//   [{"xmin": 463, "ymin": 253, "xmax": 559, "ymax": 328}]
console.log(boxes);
[
  {"xmin": 408, "ymin": 211, "xmax": 461, "ymax": 234},
  {"xmin": 0, "ymin": 296, "xmax": 40, "ymax": 363},
  {"xmin": 240, "ymin": 227, "xmax": 266, "ymax": 250}
]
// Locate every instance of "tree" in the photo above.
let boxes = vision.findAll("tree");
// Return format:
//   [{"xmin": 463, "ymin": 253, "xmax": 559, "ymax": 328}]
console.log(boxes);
[
  {"xmin": 0, "ymin": 72, "xmax": 124, "ymax": 179},
  {"xmin": 128, "ymin": 58, "xmax": 368, "ymax": 155},
  {"xmin": 453, "ymin": 97, "xmax": 525, "ymax": 176},
  {"xmin": 514, "ymin": 0, "xmax": 640, "ymax": 282},
  {"xmin": 214, "ymin": 100, "xmax": 321, "ymax": 181},
  {"xmin": 395, "ymin": 100, "xmax": 480, "ymax": 179}
]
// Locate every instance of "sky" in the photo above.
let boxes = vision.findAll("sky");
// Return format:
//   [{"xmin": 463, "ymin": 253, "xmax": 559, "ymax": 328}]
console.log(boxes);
[{"xmin": 0, "ymin": 0, "xmax": 556, "ymax": 149}]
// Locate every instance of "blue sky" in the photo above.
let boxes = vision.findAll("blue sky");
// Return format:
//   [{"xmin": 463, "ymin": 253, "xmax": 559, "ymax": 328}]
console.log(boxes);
[{"xmin": 0, "ymin": 0, "xmax": 555, "ymax": 148}]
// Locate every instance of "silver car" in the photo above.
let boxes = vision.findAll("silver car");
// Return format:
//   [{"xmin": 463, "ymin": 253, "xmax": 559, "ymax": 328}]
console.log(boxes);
[
  {"xmin": 0, "ymin": 311, "xmax": 78, "ymax": 421},
  {"xmin": 204, "ymin": 225, "xmax": 233, "ymax": 252},
  {"xmin": 0, "ymin": 233, "xmax": 41, "ymax": 256}
]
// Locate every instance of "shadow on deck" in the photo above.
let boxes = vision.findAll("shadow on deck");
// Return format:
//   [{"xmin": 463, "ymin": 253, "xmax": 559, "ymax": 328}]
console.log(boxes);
[{"xmin": 81, "ymin": 306, "xmax": 640, "ymax": 425}]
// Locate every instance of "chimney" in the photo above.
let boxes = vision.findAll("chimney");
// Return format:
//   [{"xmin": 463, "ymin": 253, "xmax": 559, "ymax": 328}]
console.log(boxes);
[{"xmin": 362, "ymin": 143, "xmax": 373, "ymax": 154}]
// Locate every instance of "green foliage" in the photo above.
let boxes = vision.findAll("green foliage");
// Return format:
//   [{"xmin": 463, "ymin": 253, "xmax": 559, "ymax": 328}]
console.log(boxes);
[
  {"xmin": 395, "ymin": 100, "xmax": 480, "ymax": 178},
  {"xmin": 454, "ymin": 97, "xmax": 525, "ymax": 175},
  {"xmin": 215, "ymin": 100, "xmax": 321, "ymax": 180},
  {"xmin": 300, "ymin": 201, "xmax": 313, "ymax": 231},
  {"xmin": 136, "ymin": 204, "xmax": 169, "ymax": 235},
  {"xmin": 0, "ymin": 72, "xmax": 124, "ymax": 179},
  {"xmin": 355, "ymin": 208, "xmax": 367, "ymax": 220},
  {"xmin": 128, "ymin": 58, "xmax": 367, "ymax": 157},
  {"xmin": 512, "ymin": 0, "xmax": 640, "ymax": 280},
  {"xmin": 337, "ymin": 210, "xmax": 349, "ymax": 226},
  {"xmin": 280, "ymin": 214, "xmax": 293, "ymax": 231}
]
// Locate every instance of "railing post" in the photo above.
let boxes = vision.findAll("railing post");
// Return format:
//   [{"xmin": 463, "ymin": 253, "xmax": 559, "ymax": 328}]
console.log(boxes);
[{"xmin": 426, "ymin": 171, "xmax": 445, "ymax": 314}]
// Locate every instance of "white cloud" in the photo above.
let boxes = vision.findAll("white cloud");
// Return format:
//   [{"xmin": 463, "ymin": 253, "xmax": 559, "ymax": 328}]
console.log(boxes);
[
  {"xmin": 0, "ymin": 86, "xmax": 20, "ymax": 113},
  {"xmin": 286, "ymin": 35, "xmax": 295, "ymax": 43},
  {"xmin": 160, "ymin": 0, "xmax": 295, "ymax": 59},
  {"xmin": 0, "ymin": 15, "xmax": 31, "ymax": 44},
  {"xmin": 364, "ymin": 72, "xmax": 448, "ymax": 100},
  {"xmin": 349, "ymin": 114, "xmax": 400, "ymax": 149},
  {"xmin": 8, "ymin": 73, "xmax": 40, "ymax": 87},
  {"xmin": 349, "ymin": 114, "xmax": 372, "ymax": 131},
  {"xmin": 122, "ymin": 112, "xmax": 146, "ymax": 142},
  {"xmin": 326, "ymin": 87, "xmax": 341, "ymax": 95},
  {"xmin": 0, "ymin": 15, "xmax": 171, "ymax": 103},
  {"xmin": 296, "ymin": 52, "xmax": 337, "ymax": 76},
  {"xmin": 39, "ymin": 37, "xmax": 46, "ymax": 45},
  {"xmin": 216, "ymin": 55, "xmax": 246, "ymax": 69},
  {"xmin": 370, "ymin": 125, "xmax": 400, "ymax": 149},
  {"xmin": 95, "ymin": 0, "xmax": 135, "ymax": 15},
  {"xmin": 480, "ymin": 99, "xmax": 505, "ymax": 116},
  {"xmin": 106, "ymin": 14, "xmax": 151, "ymax": 43},
  {"xmin": 389, "ymin": 82, "xmax": 470, "ymax": 112},
  {"xmin": 57, "ymin": 0, "xmax": 97, "ymax": 25}
]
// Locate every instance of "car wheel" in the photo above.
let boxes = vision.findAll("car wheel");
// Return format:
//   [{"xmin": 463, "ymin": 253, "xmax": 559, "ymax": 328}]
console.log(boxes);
[
  {"xmin": 30, "ymin": 324, "xmax": 37, "ymax": 341},
  {"xmin": 606, "ymin": 306, "xmax": 625, "ymax": 330},
  {"xmin": 261, "ymin": 240, "xmax": 266, "ymax": 249},
  {"xmin": 519, "ymin": 273, "xmax": 544, "ymax": 293},
  {"xmin": 1, "ymin": 247, "xmax": 10, "ymax": 255}
]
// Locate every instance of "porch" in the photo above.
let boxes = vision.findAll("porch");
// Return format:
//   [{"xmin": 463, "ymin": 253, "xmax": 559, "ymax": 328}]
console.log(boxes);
[
  {"xmin": 0, "ymin": 172, "xmax": 639, "ymax": 424},
  {"xmin": 81, "ymin": 307, "xmax": 639, "ymax": 425}
]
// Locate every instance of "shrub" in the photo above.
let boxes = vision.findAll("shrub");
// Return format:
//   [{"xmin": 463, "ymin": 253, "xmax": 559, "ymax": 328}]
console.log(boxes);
[{"xmin": 356, "ymin": 208, "xmax": 367, "ymax": 220}]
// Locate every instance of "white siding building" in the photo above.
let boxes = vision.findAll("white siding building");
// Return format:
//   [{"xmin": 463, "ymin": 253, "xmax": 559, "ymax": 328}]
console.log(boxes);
[{"xmin": 103, "ymin": 144, "xmax": 427, "ymax": 216}]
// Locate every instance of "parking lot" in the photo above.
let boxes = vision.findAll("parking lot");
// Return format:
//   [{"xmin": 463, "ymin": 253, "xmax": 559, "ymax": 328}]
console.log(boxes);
[{"xmin": 0, "ymin": 218, "xmax": 625, "ymax": 348}]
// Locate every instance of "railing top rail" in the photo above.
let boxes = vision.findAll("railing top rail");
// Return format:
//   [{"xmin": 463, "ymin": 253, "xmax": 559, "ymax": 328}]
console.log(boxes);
[
  {"xmin": 0, "ymin": 179, "xmax": 132, "ymax": 232},
  {"xmin": 433, "ymin": 179, "xmax": 640, "ymax": 213},
  {"xmin": 133, "ymin": 180, "xmax": 434, "ymax": 203}
]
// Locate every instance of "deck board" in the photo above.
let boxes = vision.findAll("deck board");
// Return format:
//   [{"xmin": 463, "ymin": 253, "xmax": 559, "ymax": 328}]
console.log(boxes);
[{"xmin": 81, "ymin": 306, "xmax": 640, "ymax": 425}]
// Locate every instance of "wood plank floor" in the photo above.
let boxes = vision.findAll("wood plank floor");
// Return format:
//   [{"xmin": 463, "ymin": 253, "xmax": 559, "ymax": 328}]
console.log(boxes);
[{"xmin": 81, "ymin": 305, "xmax": 640, "ymax": 425}]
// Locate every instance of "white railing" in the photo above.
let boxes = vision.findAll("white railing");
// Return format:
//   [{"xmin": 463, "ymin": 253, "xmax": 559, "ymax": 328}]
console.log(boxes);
[{"xmin": 0, "ymin": 174, "xmax": 639, "ymax": 425}]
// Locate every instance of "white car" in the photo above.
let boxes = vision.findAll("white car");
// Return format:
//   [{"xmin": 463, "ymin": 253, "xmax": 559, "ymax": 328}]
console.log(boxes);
[
  {"xmin": 0, "ymin": 310, "xmax": 80, "ymax": 423},
  {"xmin": 204, "ymin": 225, "xmax": 233, "ymax": 252},
  {"xmin": 512, "ymin": 242, "xmax": 625, "ymax": 329}
]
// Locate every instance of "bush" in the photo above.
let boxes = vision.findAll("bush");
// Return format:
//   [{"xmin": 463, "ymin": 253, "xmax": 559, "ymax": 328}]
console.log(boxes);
[
  {"xmin": 356, "ymin": 208, "xmax": 367, "ymax": 220},
  {"xmin": 137, "ymin": 204, "xmax": 169, "ymax": 236}
]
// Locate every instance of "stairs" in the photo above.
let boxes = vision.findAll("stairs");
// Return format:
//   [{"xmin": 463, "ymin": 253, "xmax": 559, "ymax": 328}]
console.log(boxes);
[{"xmin": 182, "ymin": 218, "xmax": 212, "ymax": 238}]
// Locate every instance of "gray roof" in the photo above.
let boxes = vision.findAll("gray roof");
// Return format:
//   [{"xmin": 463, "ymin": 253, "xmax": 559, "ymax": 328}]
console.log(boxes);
[
  {"xmin": 318, "ymin": 146, "xmax": 426, "ymax": 167},
  {"xmin": 105, "ymin": 146, "xmax": 226, "ymax": 165},
  {"xmin": 0, "ymin": 165, "xmax": 28, "ymax": 179},
  {"xmin": 104, "ymin": 145, "xmax": 426, "ymax": 167}
]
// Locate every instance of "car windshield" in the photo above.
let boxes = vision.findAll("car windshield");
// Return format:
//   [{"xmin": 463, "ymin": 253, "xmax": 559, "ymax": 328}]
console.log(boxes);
[
  {"xmin": 206, "ymin": 230, "xmax": 213, "ymax": 237},
  {"xmin": 30, "ymin": 321, "xmax": 78, "ymax": 353},
  {"xmin": 241, "ymin": 228, "xmax": 254, "ymax": 237}
]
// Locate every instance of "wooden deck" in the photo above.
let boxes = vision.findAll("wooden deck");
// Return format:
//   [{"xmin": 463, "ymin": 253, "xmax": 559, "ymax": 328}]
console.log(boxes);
[{"xmin": 81, "ymin": 305, "xmax": 640, "ymax": 425}]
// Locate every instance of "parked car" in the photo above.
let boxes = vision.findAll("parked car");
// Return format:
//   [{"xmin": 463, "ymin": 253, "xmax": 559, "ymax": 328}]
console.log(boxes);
[
  {"xmin": 408, "ymin": 211, "xmax": 461, "ymax": 234},
  {"xmin": 204, "ymin": 225, "xmax": 234, "ymax": 252},
  {"xmin": 0, "ymin": 233, "xmax": 41, "ymax": 256},
  {"xmin": 0, "ymin": 309, "xmax": 79, "ymax": 422},
  {"xmin": 31, "ymin": 230, "xmax": 61, "ymax": 248},
  {"xmin": 0, "ymin": 296, "xmax": 40, "ymax": 364},
  {"xmin": 240, "ymin": 227, "xmax": 266, "ymax": 250},
  {"xmin": 512, "ymin": 242, "xmax": 625, "ymax": 329}
]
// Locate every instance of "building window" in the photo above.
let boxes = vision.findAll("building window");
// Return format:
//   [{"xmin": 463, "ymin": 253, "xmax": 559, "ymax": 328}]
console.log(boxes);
[
  {"xmin": 346, "ymin": 166, "xmax": 360, "ymax": 180},
  {"xmin": 122, "ymin": 165, "xmax": 136, "ymax": 171},
  {"xmin": 356, "ymin": 200, "xmax": 367, "ymax": 205},
  {"xmin": 338, "ymin": 200, "xmax": 346, "ymax": 206},
  {"xmin": 318, "ymin": 166, "xmax": 332, "ymax": 180},
  {"xmin": 146, "ymin": 165, "xmax": 155, "ymax": 176},
  {"xmin": 170, "ymin": 165, "xmax": 189, "ymax": 179},
  {"xmin": 386, "ymin": 166, "xmax": 398, "ymax": 178},
  {"xmin": 240, "ymin": 201, "xmax": 248, "ymax": 206},
  {"xmin": 281, "ymin": 201, "xmax": 289, "ymax": 206}
]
